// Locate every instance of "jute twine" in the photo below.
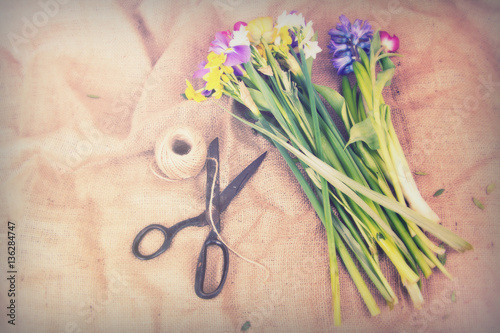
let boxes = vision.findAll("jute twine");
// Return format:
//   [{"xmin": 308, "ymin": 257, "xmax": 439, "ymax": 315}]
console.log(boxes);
[{"xmin": 152, "ymin": 127, "xmax": 207, "ymax": 181}]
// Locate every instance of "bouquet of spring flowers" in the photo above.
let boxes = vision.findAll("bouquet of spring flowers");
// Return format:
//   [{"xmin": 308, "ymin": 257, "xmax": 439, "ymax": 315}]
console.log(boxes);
[{"xmin": 185, "ymin": 11, "xmax": 472, "ymax": 325}]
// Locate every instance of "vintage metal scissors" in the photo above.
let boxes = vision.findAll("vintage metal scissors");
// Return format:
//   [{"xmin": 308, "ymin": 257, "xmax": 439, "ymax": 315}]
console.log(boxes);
[{"xmin": 132, "ymin": 138, "xmax": 266, "ymax": 299}]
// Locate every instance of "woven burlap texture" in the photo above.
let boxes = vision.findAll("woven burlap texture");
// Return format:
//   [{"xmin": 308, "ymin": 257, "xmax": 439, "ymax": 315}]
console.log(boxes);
[{"xmin": 1, "ymin": 0, "xmax": 499, "ymax": 332}]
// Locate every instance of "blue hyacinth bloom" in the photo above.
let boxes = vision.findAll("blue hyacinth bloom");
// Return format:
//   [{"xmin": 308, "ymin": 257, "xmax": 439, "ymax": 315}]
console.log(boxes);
[{"xmin": 328, "ymin": 15, "xmax": 373, "ymax": 75}]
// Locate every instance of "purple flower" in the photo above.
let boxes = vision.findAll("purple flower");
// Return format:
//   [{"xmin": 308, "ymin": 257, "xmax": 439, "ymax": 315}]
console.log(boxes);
[
  {"xmin": 328, "ymin": 15, "xmax": 373, "ymax": 75},
  {"xmin": 209, "ymin": 30, "xmax": 251, "ymax": 67},
  {"xmin": 193, "ymin": 61, "xmax": 209, "ymax": 79},
  {"xmin": 289, "ymin": 29, "xmax": 298, "ymax": 48}
]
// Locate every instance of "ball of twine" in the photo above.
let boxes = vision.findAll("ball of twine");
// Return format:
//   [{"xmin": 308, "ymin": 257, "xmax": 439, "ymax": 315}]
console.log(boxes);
[{"xmin": 153, "ymin": 127, "xmax": 207, "ymax": 181}]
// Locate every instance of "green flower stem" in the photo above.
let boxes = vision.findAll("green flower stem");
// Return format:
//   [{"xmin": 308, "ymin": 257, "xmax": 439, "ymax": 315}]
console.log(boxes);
[
  {"xmin": 299, "ymin": 47, "xmax": 342, "ymax": 326},
  {"xmin": 351, "ymin": 151, "xmax": 432, "ymax": 278},
  {"xmin": 333, "ymin": 226, "xmax": 381, "ymax": 317},
  {"xmin": 257, "ymin": 119, "xmax": 341, "ymax": 324},
  {"xmin": 257, "ymin": 117, "xmax": 382, "ymax": 318},
  {"xmin": 292, "ymin": 55, "xmax": 426, "ymax": 297},
  {"xmin": 330, "ymin": 197, "xmax": 397, "ymax": 306}
]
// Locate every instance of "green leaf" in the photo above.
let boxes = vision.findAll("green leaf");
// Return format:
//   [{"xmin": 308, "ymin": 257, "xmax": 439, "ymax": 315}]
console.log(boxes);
[
  {"xmin": 486, "ymin": 183, "xmax": 496, "ymax": 195},
  {"xmin": 313, "ymin": 84, "xmax": 345, "ymax": 117},
  {"xmin": 414, "ymin": 171, "xmax": 427, "ymax": 176},
  {"xmin": 374, "ymin": 68, "xmax": 395, "ymax": 98},
  {"xmin": 248, "ymin": 88, "xmax": 271, "ymax": 112},
  {"xmin": 346, "ymin": 118, "xmax": 380, "ymax": 150},
  {"xmin": 437, "ymin": 244, "xmax": 447, "ymax": 265},
  {"xmin": 353, "ymin": 62, "xmax": 373, "ymax": 110},
  {"xmin": 241, "ymin": 321, "xmax": 251, "ymax": 331},
  {"xmin": 371, "ymin": 31, "xmax": 381, "ymax": 55},
  {"xmin": 433, "ymin": 189, "xmax": 445, "ymax": 197},
  {"xmin": 379, "ymin": 57, "xmax": 396, "ymax": 86},
  {"xmin": 341, "ymin": 77, "xmax": 357, "ymax": 125},
  {"xmin": 472, "ymin": 197, "xmax": 484, "ymax": 210},
  {"xmin": 358, "ymin": 48, "xmax": 370, "ymax": 72},
  {"xmin": 87, "ymin": 94, "xmax": 100, "ymax": 99}
]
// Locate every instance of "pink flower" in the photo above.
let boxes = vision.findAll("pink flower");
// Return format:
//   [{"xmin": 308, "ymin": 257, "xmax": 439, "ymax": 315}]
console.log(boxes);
[
  {"xmin": 233, "ymin": 21, "xmax": 247, "ymax": 31},
  {"xmin": 379, "ymin": 31, "xmax": 399, "ymax": 52}
]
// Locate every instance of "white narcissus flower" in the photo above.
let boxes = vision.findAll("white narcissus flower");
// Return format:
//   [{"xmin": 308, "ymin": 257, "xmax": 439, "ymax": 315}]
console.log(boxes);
[
  {"xmin": 303, "ymin": 40, "xmax": 322, "ymax": 59},
  {"xmin": 230, "ymin": 25, "xmax": 250, "ymax": 47},
  {"xmin": 276, "ymin": 10, "xmax": 306, "ymax": 30}
]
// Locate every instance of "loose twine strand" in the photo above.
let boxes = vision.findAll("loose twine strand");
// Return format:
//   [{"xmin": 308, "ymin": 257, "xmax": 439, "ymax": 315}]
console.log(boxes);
[{"xmin": 206, "ymin": 157, "xmax": 270, "ymax": 281}]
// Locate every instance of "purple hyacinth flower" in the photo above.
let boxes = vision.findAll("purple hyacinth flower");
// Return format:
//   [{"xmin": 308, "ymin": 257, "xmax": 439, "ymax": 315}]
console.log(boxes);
[
  {"xmin": 328, "ymin": 15, "xmax": 373, "ymax": 75},
  {"xmin": 209, "ymin": 30, "xmax": 251, "ymax": 67}
]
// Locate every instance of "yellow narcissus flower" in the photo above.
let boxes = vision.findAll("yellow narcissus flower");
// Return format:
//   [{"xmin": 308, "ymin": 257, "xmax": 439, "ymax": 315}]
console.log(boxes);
[
  {"xmin": 275, "ymin": 26, "xmax": 293, "ymax": 46},
  {"xmin": 185, "ymin": 80, "xmax": 207, "ymax": 103},
  {"xmin": 203, "ymin": 67, "xmax": 223, "ymax": 91},
  {"xmin": 205, "ymin": 52, "xmax": 227, "ymax": 68},
  {"xmin": 246, "ymin": 16, "xmax": 275, "ymax": 45},
  {"xmin": 212, "ymin": 85, "xmax": 223, "ymax": 99}
]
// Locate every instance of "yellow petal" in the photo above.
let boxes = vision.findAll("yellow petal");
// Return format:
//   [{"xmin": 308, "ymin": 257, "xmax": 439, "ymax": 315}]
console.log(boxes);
[
  {"xmin": 185, "ymin": 79, "xmax": 195, "ymax": 100},
  {"xmin": 247, "ymin": 16, "xmax": 274, "ymax": 45},
  {"xmin": 193, "ymin": 92, "xmax": 207, "ymax": 103}
]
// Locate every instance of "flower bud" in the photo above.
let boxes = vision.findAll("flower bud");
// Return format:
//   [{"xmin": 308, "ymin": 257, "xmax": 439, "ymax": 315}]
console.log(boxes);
[{"xmin": 379, "ymin": 31, "xmax": 399, "ymax": 52}]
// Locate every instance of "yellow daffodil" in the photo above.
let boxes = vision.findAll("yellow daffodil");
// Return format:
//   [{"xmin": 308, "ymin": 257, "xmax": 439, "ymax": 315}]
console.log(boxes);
[
  {"xmin": 246, "ymin": 16, "xmax": 275, "ymax": 45},
  {"xmin": 221, "ymin": 65, "xmax": 234, "ymax": 75},
  {"xmin": 212, "ymin": 85, "xmax": 223, "ymax": 99},
  {"xmin": 275, "ymin": 26, "xmax": 293, "ymax": 46},
  {"xmin": 185, "ymin": 80, "xmax": 206, "ymax": 103},
  {"xmin": 203, "ymin": 67, "xmax": 222, "ymax": 91},
  {"xmin": 205, "ymin": 52, "xmax": 226, "ymax": 68}
]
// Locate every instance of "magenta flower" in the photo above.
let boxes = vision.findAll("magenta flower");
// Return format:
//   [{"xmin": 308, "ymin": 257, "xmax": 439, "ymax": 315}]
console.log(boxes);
[
  {"xmin": 209, "ymin": 30, "xmax": 251, "ymax": 67},
  {"xmin": 233, "ymin": 21, "xmax": 247, "ymax": 31},
  {"xmin": 379, "ymin": 31, "xmax": 399, "ymax": 52}
]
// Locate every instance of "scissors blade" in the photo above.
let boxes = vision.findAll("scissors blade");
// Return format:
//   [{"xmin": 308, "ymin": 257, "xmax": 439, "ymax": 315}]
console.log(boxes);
[
  {"xmin": 205, "ymin": 138, "xmax": 221, "ymax": 230},
  {"xmin": 219, "ymin": 151, "xmax": 267, "ymax": 212}
]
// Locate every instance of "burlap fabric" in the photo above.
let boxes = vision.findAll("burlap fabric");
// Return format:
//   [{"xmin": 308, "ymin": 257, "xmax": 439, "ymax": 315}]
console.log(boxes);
[{"xmin": 1, "ymin": 0, "xmax": 499, "ymax": 332}]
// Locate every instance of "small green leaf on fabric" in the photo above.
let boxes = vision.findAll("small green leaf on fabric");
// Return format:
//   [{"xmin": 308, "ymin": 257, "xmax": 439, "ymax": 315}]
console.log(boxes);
[
  {"xmin": 437, "ymin": 244, "xmax": 447, "ymax": 265},
  {"xmin": 180, "ymin": 93, "xmax": 188, "ymax": 100},
  {"xmin": 451, "ymin": 291, "xmax": 456, "ymax": 303},
  {"xmin": 241, "ymin": 321, "xmax": 251, "ymax": 331},
  {"xmin": 414, "ymin": 171, "xmax": 427, "ymax": 176},
  {"xmin": 486, "ymin": 183, "xmax": 496, "ymax": 195},
  {"xmin": 433, "ymin": 189, "xmax": 445, "ymax": 197},
  {"xmin": 86, "ymin": 94, "xmax": 100, "ymax": 99},
  {"xmin": 472, "ymin": 197, "xmax": 484, "ymax": 210}
]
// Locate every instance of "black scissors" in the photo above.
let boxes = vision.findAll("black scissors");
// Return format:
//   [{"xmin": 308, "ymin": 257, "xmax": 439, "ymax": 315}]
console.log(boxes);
[{"xmin": 132, "ymin": 138, "xmax": 266, "ymax": 299}]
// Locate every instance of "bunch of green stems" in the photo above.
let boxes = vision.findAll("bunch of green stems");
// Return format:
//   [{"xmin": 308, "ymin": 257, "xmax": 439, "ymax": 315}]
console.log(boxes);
[{"xmin": 223, "ymin": 40, "xmax": 471, "ymax": 325}]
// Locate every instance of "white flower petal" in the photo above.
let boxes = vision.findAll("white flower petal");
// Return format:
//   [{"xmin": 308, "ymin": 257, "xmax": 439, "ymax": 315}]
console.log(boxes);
[
  {"xmin": 276, "ymin": 10, "xmax": 306, "ymax": 30},
  {"xmin": 230, "ymin": 26, "xmax": 250, "ymax": 47},
  {"xmin": 304, "ymin": 41, "xmax": 322, "ymax": 59}
]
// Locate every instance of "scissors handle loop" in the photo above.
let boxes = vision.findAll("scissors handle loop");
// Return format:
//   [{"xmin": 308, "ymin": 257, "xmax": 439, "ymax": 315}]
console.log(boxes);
[
  {"xmin": 194, "ymin": 235, "xmax": 229, "ymax": 299},
  {"xmin": 132, "ymin": 224, "xmax": 172, "ymax": 260}
]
